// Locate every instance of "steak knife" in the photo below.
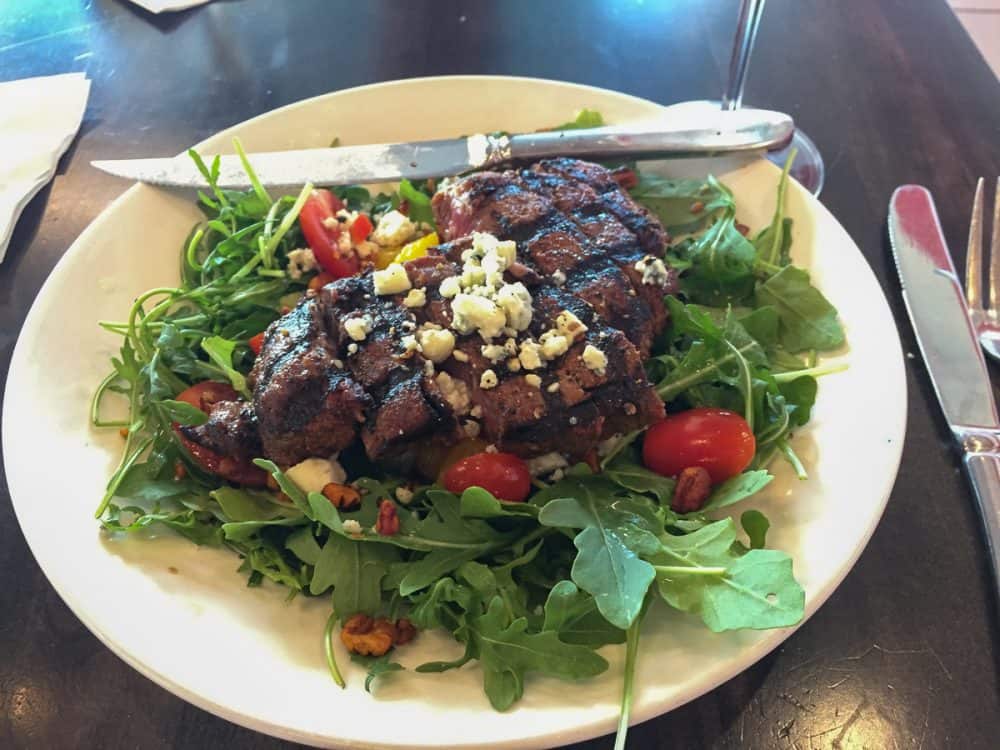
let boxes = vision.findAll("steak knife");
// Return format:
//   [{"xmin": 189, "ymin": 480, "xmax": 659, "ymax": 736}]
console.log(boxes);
[
  {"xmin": 889, "ymin": 185, "xmax": 1000, "ymax": 589},
  {"xmin": 90, "ymin": 106, "xmax": 793, "ymax": 189}
]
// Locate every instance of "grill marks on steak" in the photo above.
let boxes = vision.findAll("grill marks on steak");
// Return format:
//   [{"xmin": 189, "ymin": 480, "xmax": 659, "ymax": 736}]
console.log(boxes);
[
  {"xmin": 184, "ymin": 158, "xmax": 674, "ymax": 470},
  {"xmin": 432, "ymin": 158, "xmax": 676, "ymax": 356}
]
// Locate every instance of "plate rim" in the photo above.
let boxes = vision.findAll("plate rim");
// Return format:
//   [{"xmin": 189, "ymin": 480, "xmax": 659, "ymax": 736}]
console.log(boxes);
[{"xmin": 2, "ymin": 74, "xmax": 907, "ymax": 749}]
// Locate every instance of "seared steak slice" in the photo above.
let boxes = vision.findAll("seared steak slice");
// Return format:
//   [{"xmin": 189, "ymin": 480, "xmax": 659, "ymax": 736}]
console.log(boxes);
[
  {"xmin": 431, "ymin": 158, "xmax": 676, "ymax": 356},
  {"xmin": 183, "ymin": 158, "xmax": 673, "ymax": 472},
  {"xmin": 179, "ymin": 400, "xmax": 261, "ymax": 461},
  {"xmin": 244, "ymin": 295, "xmax": 372, "ymax": 466}
]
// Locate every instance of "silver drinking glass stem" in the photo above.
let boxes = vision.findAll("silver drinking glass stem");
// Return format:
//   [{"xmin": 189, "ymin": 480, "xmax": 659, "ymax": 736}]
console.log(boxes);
[{"xmin": 721, "ymin": 0, "xmax": 767, "ymax": 111}]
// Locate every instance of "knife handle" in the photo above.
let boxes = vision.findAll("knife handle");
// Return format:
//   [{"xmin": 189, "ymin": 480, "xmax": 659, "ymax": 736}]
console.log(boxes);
[{"xmin": 963, "ymin": 450, "xmax": 1000, "ymax": 590}]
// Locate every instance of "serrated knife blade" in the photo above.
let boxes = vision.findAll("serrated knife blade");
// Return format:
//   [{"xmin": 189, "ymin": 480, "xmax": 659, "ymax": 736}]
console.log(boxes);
[{"xmin": 888, "ymin": 185, "xmax": 999, "ymax": 431}]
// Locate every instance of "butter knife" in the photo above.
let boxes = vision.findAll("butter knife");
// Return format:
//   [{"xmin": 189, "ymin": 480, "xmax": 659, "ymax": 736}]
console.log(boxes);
[
  {"xmin": 889, "ymin": 185, "xmax": 1000, "ymax": 589},
  {"xmin": 90, "ymin": 106, "xmax": 793, "ymax": 189}
]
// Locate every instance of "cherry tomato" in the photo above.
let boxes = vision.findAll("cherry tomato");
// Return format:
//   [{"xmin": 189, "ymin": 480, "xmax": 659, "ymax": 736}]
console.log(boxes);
[
  {"xmin": 248, "ymin": 332, "xmax": 265, "ymax": 355},
  {"xmin": 349, "ymin": 213, "xmax": 373, "ymax": 244},
  {"xmin": 173, "ymin": 382, "xmax": 266, "ymax": 487},
  {"xmin": 442, "ymin": 451, "xmax": 532, "ymax": 502},
  {"xmin": 642, "ymin": 408, "xmax": 755, "ymax": 484},
  {"xmin": 298, "ymin": 189, "xmax": 359, "ymax": 278},
  {"xmin": 175, "ymin": 381, "xmax": 239, "ymax": 412}
]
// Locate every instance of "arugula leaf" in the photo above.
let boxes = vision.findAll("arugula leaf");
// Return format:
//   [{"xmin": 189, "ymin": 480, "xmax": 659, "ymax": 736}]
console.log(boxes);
[
  {"xmin": 741, "ymin": 510, "xmax": 770, "ymax": 550},
  {"xmin": 311, "ymin": 534, "xmax": 398, "ymax": 616},
  {"xmin": 550, "ymin": 108, "xmax": 605, "ymax": 130},
  {"xmin": 469, "ymin": 597, "xmax": 609, "ymax": 711},
  {"xmin": 351, "ymin": 653, "xmax": 404, "ymax": 693},
  {"xmin": 459, "ymin": 487, "xmax": 539, "ymax": 519},
  {"xmin": 700, "ymin": 470, "xmax": 773, "ymax": 512},
  {"xmin": 398, "ymin": 548, "xmax": 485, "ymax": 597},
  {"xmin": 752, "ymin": 151, "xmax": 796, "ymax": 269},
  {"xmin": 156, "ymin": 399, "xmax": 208, "ymax": 426},
  {"xmin": 408, "ymin": 577, "xmax": 475, "ymax": 631},
  {"xmin": 629, "ymin": 174, "xmax": 731, "ymax": 234},
  {"xmin": 200, "ymin": 336, "xmax": 250, "ymax": 398},
  {"xmin": 604, "ymin": 447, "xmax": 675, "ymax": 505},
  {"xmin": 755, "ymin": 266, "xmax": 845, "ymax": 352},
  {"xmin": 212, "ymin": 486, "xmax": 298, "ymax": 522},
  {"xmin": 542, "ymin": 580, "xmax": 626, "ymax": 646},
  {"xmin": 102, "ymin": 503, "xmax": 222, "ymax": 546},
  {"xmin": 698, "ymin": 549, "xmax": 803, "ymax": 631},
  {"xmin": 651, "ymin": 519, "xmax": 803, "ymax": 631},
  {"xmin": 779, "ymin": 375, "xmax": 818, "ymax": 427},
  {"xmin": 254, "ymin": 459, "xmax": 312, "ymax": 516},
  {"xmin": 538, "ymin": 477, "xmax": 660, "ymax": 629},
  {"xmin": 285, "ymin": 526, "xmax": 323, "ymax": 565}
]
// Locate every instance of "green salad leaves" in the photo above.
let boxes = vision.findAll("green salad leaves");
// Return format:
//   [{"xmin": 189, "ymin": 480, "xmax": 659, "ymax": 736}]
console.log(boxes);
[{"xmin": 93, "ymin": 130, "xmax": 846, "ymax": 750}]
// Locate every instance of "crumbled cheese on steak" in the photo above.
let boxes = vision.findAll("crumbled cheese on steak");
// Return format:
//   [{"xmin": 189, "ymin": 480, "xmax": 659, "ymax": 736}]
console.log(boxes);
[
  {"xmin": 582, "ymin": 344, "xmax": 608, "ymax": 375},
  {"xmin": 480, "ymin": 369, "xmax": 499, "ymax": 389},
  {"xmin": 373, "ymin": 262, "xmax": 412, "ymax": 296},
  {"xmin": 403, "ymin": 287, "xmax": 427, "ymax": 308},
  {"xmin": 445, "ymin": 232, "xmax": 534, "ymax": 341},
  {"xmin": 344, "ymin": 314, "xmax": 373, "ymax": 342},
  {"xmin": 635, "ymin": 255, "xmax": 669, "ymax": 285},
  {"xmin": 435, "ymin": 371, "xmax": 470, "ymax": 414}
]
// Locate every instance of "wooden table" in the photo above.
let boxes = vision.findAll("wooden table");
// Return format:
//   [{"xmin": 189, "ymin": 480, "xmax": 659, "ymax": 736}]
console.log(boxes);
[{"xmin": 2, "ymin": 0, "xmax": 999, "ymax": 747}]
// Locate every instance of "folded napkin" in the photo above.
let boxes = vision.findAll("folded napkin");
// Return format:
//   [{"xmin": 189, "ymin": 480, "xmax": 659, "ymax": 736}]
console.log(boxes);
[
  {"xmin": 123, "ymin": 0, "xmax": 213, "ymax": 12},
  {"xmin": 0, "ymin": 72, "xmax": 90, "ymax": 263}
]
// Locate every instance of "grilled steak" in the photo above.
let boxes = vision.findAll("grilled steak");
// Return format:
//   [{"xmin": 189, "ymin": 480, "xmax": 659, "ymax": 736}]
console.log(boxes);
[{"xmin": 184, "ymin": 158, "xmax": 678, "ymax": 471}]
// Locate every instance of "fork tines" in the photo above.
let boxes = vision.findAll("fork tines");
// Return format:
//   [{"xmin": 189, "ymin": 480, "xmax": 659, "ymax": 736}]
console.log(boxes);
[{"xmin": 966, "ymin": 177, "xmax": 1000, "ymax": 311}]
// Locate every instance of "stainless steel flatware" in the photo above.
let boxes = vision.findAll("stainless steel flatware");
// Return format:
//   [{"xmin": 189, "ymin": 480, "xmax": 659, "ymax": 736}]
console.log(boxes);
[
  {"xmin": 889, "ymin": 185, "xmax": 1000, "ymax": 593},
  {"xmin": 90, "ymin": 106, "xmax": 794, "ymax": 190},
  {"xmin": 964, "ymin": 177, "xmax": 1000, "ymax": 362}
]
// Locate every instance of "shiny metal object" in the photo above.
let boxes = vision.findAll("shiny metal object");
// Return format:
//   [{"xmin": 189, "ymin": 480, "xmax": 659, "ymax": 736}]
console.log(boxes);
[
  {"xmin": 889, "ymin": 184, "xmax": 1000, "ymax": 594},
  {"xmin": 90, "ymin": 107, "xmax": 794, "ymax": 189},
  {"xmin": 721, "ymin": 0, "xmax": 766, "ymax": 111},
  {"xmin": 963, "ymin": 177, "xmax": 1000, "ymax": 362}
]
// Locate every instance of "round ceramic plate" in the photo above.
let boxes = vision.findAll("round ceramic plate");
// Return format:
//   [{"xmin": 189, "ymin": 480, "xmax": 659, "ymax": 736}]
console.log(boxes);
[{"xmin": 4, "ymin": 77, "xmax": 906, "ymax": 749}]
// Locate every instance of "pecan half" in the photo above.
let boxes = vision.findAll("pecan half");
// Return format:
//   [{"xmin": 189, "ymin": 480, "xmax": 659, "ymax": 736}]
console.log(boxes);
[
  {"xmin": 322, "ymin": 482, "xmax": 361, "ymax": 510},
  {"xmin": 671, "ymin": 466, "xmax": 712, "ymax": 513},
  {"xmin": 376, "ymin": 499, "xmax": 400, "ymax": 536},
  {"xmin": 340, "ymin": 614, "xmax": 396, "ymax": 656}
]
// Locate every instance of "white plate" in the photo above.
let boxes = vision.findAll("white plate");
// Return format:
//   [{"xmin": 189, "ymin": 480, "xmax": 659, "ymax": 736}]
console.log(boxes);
[{"xmin": 3, "ymin": 77, "xmax": 906, "ymax": 749}]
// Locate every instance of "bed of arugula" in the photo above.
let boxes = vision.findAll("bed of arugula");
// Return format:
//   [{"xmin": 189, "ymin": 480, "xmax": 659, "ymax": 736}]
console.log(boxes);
[{"xmin": 93, "ymin": 121, "xmax": 846, "ymax": 749}]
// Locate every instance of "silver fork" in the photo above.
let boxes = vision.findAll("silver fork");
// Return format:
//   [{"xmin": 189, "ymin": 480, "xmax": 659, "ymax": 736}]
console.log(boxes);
[{"xmin": 965, "ymin": 177, "xmax": 1000, "ymax": 362}]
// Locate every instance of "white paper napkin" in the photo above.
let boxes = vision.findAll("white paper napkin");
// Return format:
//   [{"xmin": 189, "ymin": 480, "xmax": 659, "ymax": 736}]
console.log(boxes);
[
  {"xmin": 124, "ymin": 0, "xmax": 213, "ymax": 13},
  {"xmin": 0, "ymin": 72, "xmax": 90, "ymax": 263}
]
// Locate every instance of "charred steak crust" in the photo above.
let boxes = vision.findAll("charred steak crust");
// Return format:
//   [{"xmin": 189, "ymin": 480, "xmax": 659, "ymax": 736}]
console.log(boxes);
[{"xmin": 183, "ymin": 158, "xmax": 675, "ymax": 469}]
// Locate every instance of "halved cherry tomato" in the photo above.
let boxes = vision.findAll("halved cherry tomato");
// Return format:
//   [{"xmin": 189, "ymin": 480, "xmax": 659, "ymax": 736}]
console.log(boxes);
[
  {"xmin": 642, "ymin": 408, "xmax": 755, "ymax": 484},
  {"xmin": 248, "ymin": 332, "xmax": 265, "ymax": 355},
  {"xmin": 173, "ymin": 381, "xmax": 267, "ymax": 487},
  {"xmin": 442, "ymin": 451, "xmax": 531, "ymax": 502},
  {"xmin": 298, "ymin": 189, "xmax": 359, "ymax": 279},
  {"xmin": 349, "ymin": 213, "xmax": 373, "ymax": 244}
]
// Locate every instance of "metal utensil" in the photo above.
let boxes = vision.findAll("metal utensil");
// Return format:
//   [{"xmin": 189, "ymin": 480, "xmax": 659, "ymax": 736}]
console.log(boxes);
[
  {"xmin": 90, "ymin": 107, "xmax": 794, "ymax": 190},
  {"xmin": 889, "ymin": 185, "xmax": 1000, "ymax": 592},
  {"xmin": 964, "ymin": 177, "xmax": 1000, "ymax": 362}
]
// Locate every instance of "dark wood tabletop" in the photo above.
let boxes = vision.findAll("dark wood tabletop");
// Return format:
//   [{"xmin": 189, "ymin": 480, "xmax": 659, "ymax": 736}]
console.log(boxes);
[{"xmin": 3, "ymin": 0, "xmax": 1000, "ymax": 747}]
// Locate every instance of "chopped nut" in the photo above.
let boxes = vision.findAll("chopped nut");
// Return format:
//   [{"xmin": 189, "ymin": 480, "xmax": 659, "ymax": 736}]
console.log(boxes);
[
  {"xmin": 340, "ymin": 614, "xmax": 396, "ymax": 656},
  {"xmin": 376, "ymin": 499, "xmax": 400, "ymax": 536},
  {"xmin": 690, "ymin": 200, "xmax": 705, "ymax": 214},
  {"xmin": 119, "ymin": 427, "xmax": 129, "ymax": 438},
  {"xmin": 394, "ymin": 618, "xmax": 417, "ymax": 645},
  {"xmin": 174, "ymin": 462, "xmax": 187, "ymax": 481},
  {"xmin": 321, "ymin": 482, "xmax": 361, "ymax": 510},
  {"xmin": 672, "ymin": 466, "xmax": 712, "ymax": 513}
]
